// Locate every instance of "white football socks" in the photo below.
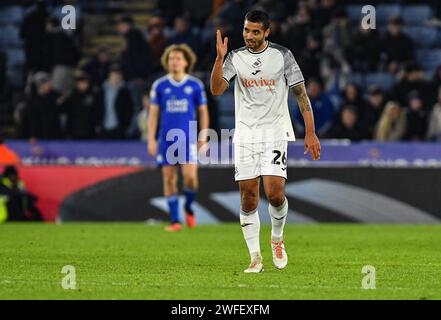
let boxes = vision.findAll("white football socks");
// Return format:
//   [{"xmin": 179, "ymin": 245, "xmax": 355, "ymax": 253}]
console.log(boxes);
[
  {"xmin": 240, "ymin": 208, "xmax": 261, "ymax": 258},
  {"xmin": 269, "ymin": 197, "xmax": 288, "ymax": 242}
]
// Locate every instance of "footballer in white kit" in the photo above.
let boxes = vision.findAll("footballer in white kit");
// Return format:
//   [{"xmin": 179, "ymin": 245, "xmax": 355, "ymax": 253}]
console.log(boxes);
[
  {"xmin": 223, "ymin": 36, "xmax": 304, "ymax": 181},
  {"xmin": 210, "ymin": 10, "xmax": 321, "ymax": 273}
]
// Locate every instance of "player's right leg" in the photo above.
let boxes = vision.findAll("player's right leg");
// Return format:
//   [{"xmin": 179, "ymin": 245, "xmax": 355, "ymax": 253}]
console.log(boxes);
[
  {"xmin": 162, "ymin": 165, "xmax": 181, "ymax": 232},
  {"xmin": 239, "ymin": 178, "xmax": 263, "ymax": 273},
  {"xmin": 234, "ymin": 142, "xmax": 264, "ymax": 272}
]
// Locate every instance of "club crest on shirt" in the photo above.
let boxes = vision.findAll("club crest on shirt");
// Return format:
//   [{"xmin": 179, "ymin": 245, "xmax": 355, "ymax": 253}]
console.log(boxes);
[
  {"xmin": 184, "ymin": 86, "xmax": 193, "ymax": 94},
  {"xmin": 252, "ymin": 58, "xmax": 262, "ymax": 69}
]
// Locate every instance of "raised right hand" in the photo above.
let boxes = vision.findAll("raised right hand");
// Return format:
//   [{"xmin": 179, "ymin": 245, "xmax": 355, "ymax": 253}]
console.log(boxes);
[{"xmin": 216, "ymin": 29, "xmax": 228, "ymax": 60}]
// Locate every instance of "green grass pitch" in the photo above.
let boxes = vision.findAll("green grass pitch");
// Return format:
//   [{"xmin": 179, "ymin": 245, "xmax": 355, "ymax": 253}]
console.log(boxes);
[{"xmin": 1, "ymin": 223, "xmax": 441, "ymax": 299}]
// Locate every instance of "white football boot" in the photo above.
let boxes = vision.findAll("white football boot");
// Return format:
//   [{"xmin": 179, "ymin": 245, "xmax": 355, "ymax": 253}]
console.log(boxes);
[
  {"xmin": 244, "ymin": 252, "xmax": 264, "ymax": 273},
  {"xmin": 271, "ymin": 238, "xmax": 288, "ymax": 269}
]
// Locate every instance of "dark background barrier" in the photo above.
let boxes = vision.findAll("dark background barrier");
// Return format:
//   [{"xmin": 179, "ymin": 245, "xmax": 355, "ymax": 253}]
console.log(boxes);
[
  {"xmin": 58, "ymin": 166, "xmax": 441, "ymax": 224},
  {"xmin": 3, "ymin": 141, "xmax": 441, "ymax": 223}
]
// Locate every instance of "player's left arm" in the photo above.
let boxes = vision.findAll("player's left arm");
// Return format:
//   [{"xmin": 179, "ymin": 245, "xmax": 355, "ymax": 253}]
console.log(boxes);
[{"xmin": 291, "ymin": 82, "xmax": 321, "ymax": 160}]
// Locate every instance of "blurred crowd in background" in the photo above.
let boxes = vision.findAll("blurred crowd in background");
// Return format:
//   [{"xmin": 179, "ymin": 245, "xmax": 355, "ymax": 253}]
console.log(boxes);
[{"xmin": 1, "ymin": 0, "xmax": 441, "ymax": 142}]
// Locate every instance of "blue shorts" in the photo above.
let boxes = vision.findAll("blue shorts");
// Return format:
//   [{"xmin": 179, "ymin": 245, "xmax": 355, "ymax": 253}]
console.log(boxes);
[{"xmin": 157, "ymin": 139, "xmax": 198, "ymax": 166}]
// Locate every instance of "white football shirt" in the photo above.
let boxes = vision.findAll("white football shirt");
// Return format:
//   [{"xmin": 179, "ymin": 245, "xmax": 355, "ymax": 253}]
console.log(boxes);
[{"xmin": 222, "ymin": 41, "xmax": 304, "ymax": 143}]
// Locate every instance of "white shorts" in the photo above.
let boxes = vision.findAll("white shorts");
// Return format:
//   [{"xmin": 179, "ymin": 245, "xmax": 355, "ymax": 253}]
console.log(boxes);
[{"xmin": 234, "ymin": 140, "xmax": 288, "ymax": 181}]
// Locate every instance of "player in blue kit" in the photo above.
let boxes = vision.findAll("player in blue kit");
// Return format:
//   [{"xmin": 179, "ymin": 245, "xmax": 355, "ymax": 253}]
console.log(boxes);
[{"xmin": 148, "ymin": 44, "xmax": 209, "ymax": 232}]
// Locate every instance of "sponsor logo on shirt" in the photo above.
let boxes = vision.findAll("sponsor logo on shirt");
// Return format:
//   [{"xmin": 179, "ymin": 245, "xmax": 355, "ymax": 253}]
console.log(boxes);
[
  {"xmin": 240, "ymin": 78, "xmax": 276, "ymax": 88},
  {"xmin": 166, "ymin": 97, "xmax": 189, "ymax": 113}
]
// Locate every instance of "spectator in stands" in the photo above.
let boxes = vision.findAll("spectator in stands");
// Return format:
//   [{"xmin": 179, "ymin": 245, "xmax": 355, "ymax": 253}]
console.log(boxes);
[
  {"xmin": 183, "ymin": 0, "xmax": 213, "ymax": 28},
  {"xmin": 267, "ymin": 14, "xmax": 286, "ymax": 45},
  {"xmin": 0, "ymin": 51, "xmax": 13, "ymax": 133},
  {"xmin": 251, "ymin": 0, "xmax": 288, "ymax": 21},
  {"xmin": 427, "ymin": 86, "xmax": 441, "ymax": 141},
  {"xmin": 146, "ymin": 15, "xmax": 167, "ymax": 74},
  {"xmin": 216, "ymin": 0, "xmax": 247, "ymax": 28},
  {"xmin": 294, "ymin": 78, "xmax": 335, "ymax": 137},
  {"xmin": 429, "ymin": 65, "xmax": 441, "ymax": 103},
  {"xmin": 0, "ymin": 51, "xmax": 5, "ymax": 93},
  {"xmin": 98, "ymin": 64, "xmax": 134, "ymax": 139},
  {"xmin": 403, "ymin": 91, "xmax": 428, "ymax": 141},
  {"xmin": 322, "ymin": 10, "xmax": 352, "ymax": 71},
  {"xmin": 19, "ymin": 0, "xmax": 50, "ymax": 73},
  {"xmin": 24, "ymin": 72, "xmax": 64, "ymax": 140},
  {"xmin": 327, "ymin": 105, "xmax": 363, "ymax": 141},
  {"xmin": 166, "ymin": 15, "xmax": 201, "ymax": 57},
  {"xmin": 313, "ymin": 0, "xmax": 339, "ymax": 29},
  {"xmin": 340, "ymin": 83, "xmax": 366, "ymax": 115},
  {"xmin": 0, "ymin": 165, "xmax": 42, "ymax": 222},
  {"xmin": 46, "ymin": 16, "xmax": 80, "ymax": 97},
  {"xmin": 346, "ymin": 26, "xmax": 382, "ymax": 73},
  {"xmin": 156, "ymin": 0, "xmax": 183, "ymax": 27},
  {"xmin": 117, "ymin": 15, "xmax": 152, "ymax": 138},
  {"xmin": 305, "ymin": 0, "xmax": 322, "ymax": 29},
  {"xmin": 118, "ymin": 15, "xmax": 152, "ymax": 82},
  {"xmin": 391, "ymin": 63, "xmax": 432, "ymax": 107},
  {"xmin": 374, "ymin": 101, "xmax": 406, "ymax": 141},
  {"xmin": 320, "ymin": 10, "xmax": 352, "ymax": 88},
  {"xmin": 359, "ymin": 86, "xmax": 386, "ymax": 139},
  {"xmin": 137, "ymin": 91, "xmax": 150, "ymax": 141},
  {"xmin": 285, "ymin": 2, "xmax": 313, "ymax": 54},
  {"xmin": 65, "ymin": 71, "xmax": 99, "ymax": 140},
  {"xmin": 216, "ymin": 0, "xmax": 248, "ymax": 36},
  {"xmin": 382, "ymin": 16, "xmax": 415, "ymax": 74},
  {"xmin": 81, "ymin": 45, "xmax": 111, "ymax": 88},
  {"xmin": 297, "ymin": 33, "xmax": 322, "ymax": 80}
]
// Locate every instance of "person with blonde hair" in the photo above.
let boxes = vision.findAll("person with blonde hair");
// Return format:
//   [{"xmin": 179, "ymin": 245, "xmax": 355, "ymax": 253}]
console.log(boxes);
[
  {"xmin": 374, "ymin": 101, "xmax": 406, "ymax": 141},
  {"xmin": 148, "ymin": 44, "xmax": 209, "ymax": 231}
]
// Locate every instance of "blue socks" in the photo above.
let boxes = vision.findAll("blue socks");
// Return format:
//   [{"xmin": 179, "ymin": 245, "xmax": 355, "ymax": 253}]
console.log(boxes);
[
  {"xmin": 167, "ymin": 189, "xmax": 197, "ymax": 223},
  {"xmin": 167, "ymin": 194, "xmax": 180, "ymax": 223},
  {"xmin": 184, "ymin": 188, "xmax": 197, "ymax": 213}
]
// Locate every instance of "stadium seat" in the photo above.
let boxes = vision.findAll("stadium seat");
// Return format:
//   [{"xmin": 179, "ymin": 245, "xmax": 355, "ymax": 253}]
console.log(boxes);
[
  {"xmin": 346, "ymin": 5, "xmax": 364, "ymax": 23},
  {"xmin": 376, "ymin": 4, "xmax": 402, "ymax": 24},
  {"xmin": 346, "ymin": 73, "xmax": 364, "ymax": 87},
  {"xmin": 0, "ymin": 25, "xmax": 22, "ymax": 47},
  {"xmin": 403, "ymin": 26, "xmax": 439, "ymax": 48},
  {"xmin": 5, "ymin": 48, "xmax": 25, "ymax": 66},
  {"xmin": 0, "ymin": 6, "xmax": 24, "ymax": 25},
  {"xmin": 6, "ymin": 65, "xmax": 24, "ymax": 88},
  {"xmin": 402, "ymin": 5, "xmax": 433, "ymax": 25},
  {"xmin": 364, "ymin": 73, "xmax": 395, "ymax": 91},
  {"xmin": 416, "ymin": 49, "xmax": 441, "ymax": 70}
]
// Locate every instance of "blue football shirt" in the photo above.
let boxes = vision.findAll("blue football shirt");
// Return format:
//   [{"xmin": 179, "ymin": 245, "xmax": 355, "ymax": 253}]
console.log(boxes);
[{"xmin": 150, "ymin": 74, "xmax": 207, "ymax": 144}]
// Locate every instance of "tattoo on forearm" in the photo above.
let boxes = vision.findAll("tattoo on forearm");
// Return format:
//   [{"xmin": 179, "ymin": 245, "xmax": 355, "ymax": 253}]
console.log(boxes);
[{"xmin": 291, "ymin": 83, "xmax": 312, "ymax": 114}]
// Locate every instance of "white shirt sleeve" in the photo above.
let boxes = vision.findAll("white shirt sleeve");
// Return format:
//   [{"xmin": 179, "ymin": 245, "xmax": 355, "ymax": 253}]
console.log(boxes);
[
  {"xmin": 284, "ymin": 49, "xmax": 304, "ymax": 88},
  {"xmin": 222, "ymin": 52, "xmax": 236, "ymax": 84}
]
